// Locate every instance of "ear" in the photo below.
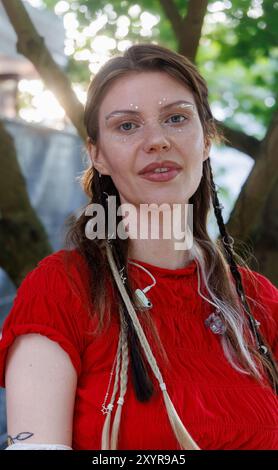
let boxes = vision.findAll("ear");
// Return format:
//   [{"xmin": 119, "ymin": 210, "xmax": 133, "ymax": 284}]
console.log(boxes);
[
  {"xmin": 87, "ymin": 138, "xmax": 111, "ymax": 175},
  {"xmin": 203, "ymin": 136, "xmax": 211, "ymax": 162}
]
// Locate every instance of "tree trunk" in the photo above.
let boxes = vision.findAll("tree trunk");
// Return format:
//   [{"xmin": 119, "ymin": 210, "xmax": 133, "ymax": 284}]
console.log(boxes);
[
  {"xmin": 225, "ymin": 111, "xmax": 278, "ymax": 245},
  {"xmin": 252, "ymin": 184, "xmax": 278, "ymax": 281},
  {"xmin": 225, "ymin": 112, "xmax": 278, "ymax": 282},
  {"xmin": 0, "ymin": 121, "xmax": 52, "ymax": 286}
]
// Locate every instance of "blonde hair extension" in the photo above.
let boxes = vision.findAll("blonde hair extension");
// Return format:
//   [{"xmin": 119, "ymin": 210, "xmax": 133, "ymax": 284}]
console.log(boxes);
[
  {"xmin": 110, "ymin": 308, "xmax": 129, "ymax": 449},
  {"xmin": 101, "ymin": 326, "xmax": 122, "ymax": 449},
  {"xmin": 106, "ymin": 242, "xmax": 200, "ymax": 450}
]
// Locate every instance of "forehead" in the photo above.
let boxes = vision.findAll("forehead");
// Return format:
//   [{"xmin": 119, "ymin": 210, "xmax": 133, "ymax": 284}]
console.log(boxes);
[{"xmin": 99, "ymin": 71, "xmax": 195, "ymax": 115}]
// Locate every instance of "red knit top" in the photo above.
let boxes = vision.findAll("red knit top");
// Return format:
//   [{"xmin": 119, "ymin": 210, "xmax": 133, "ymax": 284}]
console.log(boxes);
[{"xmin": 0, "ymin": 249, "xmax": 277, "ymax": 450}]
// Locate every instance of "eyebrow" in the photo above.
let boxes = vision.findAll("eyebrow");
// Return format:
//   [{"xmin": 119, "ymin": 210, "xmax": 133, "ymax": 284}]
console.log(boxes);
[{"xmin": 104, "ymin": 100, "xmax": 194, "ymax": 121}]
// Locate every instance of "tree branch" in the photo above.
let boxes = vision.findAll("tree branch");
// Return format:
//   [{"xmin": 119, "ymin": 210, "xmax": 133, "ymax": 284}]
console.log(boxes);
[
  {"xmin": 159, "ymin": 0, "xmax": 184, "ymax": 38},
  {"xmin": 2, "ymin": 0, "xmax": 86, "ymax": 141},
  {"xmin": 159, "ymin": 0, "xmax": 208, "ymax": 61},
  {"xmin": 180, "ymin": 0, "xmax": 209, "ymax": 61},
  {"xmin": 216, "ymin": 121, "xmax": 261, "ymax": 161}
]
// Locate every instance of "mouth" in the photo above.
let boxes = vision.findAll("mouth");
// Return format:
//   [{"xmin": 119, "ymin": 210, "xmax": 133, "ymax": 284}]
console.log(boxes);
[{"xmin": 139, "ymin": 167, "xmax": 182, "ymax": 182}]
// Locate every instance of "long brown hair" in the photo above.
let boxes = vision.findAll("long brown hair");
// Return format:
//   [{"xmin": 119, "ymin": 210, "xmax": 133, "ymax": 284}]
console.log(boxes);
[{"xmin": 65, "ymin": 43, "xmax": 278, "ymax": 401}]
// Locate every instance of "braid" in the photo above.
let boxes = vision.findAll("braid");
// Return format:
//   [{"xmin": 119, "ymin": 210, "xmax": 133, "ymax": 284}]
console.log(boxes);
[
  {"xmin": 110, "ymin": 308, "xmax": 129, "ymax": 449},
  {"xmin": 97, "ymin": 171, "xmax": 154, "ymax": 402},
  {"xmin": 106, "ymin": 242, "xmax": 200, "ymax": 450},
  {"xmin": 207, "ymin": 158, "xmax": 278, "ymax": 392},
  {"xmin": 101, "ymin": 325, "xmax": 122, "ymax": 449},
  {"xmin": 109, "ymin": 239, "xmax": 154, "ymax": 401}
]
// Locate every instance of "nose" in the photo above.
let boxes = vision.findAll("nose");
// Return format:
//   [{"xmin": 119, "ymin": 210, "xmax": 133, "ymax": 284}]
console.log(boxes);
[{"xmin": 142, "ymin": 122, "xmax": 171, "ymax": 153}]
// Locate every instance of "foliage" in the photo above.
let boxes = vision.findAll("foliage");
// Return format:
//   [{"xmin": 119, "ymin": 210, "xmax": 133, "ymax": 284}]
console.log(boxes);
[{"xmin": 38, "ymin": 1, "xmax": 278, "ymax": 137}]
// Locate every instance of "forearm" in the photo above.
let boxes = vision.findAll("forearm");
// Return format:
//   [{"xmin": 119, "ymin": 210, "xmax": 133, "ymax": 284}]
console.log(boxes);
[{"xmin": 5, "ymin": 443, "xmax": 72, "ymax": 450}]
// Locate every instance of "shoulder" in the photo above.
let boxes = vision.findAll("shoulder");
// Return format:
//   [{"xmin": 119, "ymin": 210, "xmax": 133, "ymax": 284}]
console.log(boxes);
[
  {"xmin": 18, "ymin": 248, "xmax": 90, "ymax": 303},
  {"xmin": 0, "ymin": 249, "xmax": 92, "ymax": 385},
  {"xmin": 2, "ymin": 248, "xmax": 94, "ymax": 348}
]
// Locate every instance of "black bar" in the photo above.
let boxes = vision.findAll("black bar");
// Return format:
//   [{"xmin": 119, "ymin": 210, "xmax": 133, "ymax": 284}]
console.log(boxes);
[{"xmin": 1, "ymin": 450, "xmax": 277, "ymax": 468}]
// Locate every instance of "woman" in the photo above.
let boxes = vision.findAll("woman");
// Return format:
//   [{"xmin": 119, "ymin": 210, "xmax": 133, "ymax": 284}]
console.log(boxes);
[{"xmin": 0, "ymin": 43, "xmax": 277, "ymax": 450}]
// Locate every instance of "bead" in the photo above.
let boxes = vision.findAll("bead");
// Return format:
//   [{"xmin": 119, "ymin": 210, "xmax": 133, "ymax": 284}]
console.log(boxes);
[
  {"xmin": 117, "ymin": 397, "xmax": 124, "ymax": 406},
  {"xmin": 222, "ymin": 235, "xmax": 234, "ymax": 247},
  {"xmin": 205, "ymin": 311, "xmax": 226, "ymax": 335},
  {"xmin": 259, "ymin": 345, "xmax": 268, "ymax": 355},
  {"xmin": 160, "ymin": 382, "xmax": 167, "ymax": 391}
]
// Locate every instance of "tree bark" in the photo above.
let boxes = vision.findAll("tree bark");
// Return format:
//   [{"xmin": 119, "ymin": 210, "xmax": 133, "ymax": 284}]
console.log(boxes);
[
  {"xmin": 159, "ymin": 0, "xmax": 184, "ymax": 39},
  {"xmin": 225, "ymin": 110, "xmax": 278, "ymax": 243},
  {"xmin": 180, "ymin": 0, "xmax": 209, "ymax": 60},
  {"xmin": 224, "ymin": 111, "xmax": 278, "ymax": 282},
  {"xmin": 253, "ymin": 183, "xmax": 278, "ymax": 281},
  {"xmin": 2, "ymin": 0, "xmax": 86, "ymax": 141},
  {"xmin": 160, "ymin": 0, "xmax": 209, "ymax": 61},
  {"xmin": 0, "ymin": 121, "xmax": 52, "ymax": 286}
]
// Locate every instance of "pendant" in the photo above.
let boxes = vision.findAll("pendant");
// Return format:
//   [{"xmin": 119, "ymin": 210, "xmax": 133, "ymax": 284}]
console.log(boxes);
[{"xmin": 205, "ymin": 308, "xmax": 226, "ymax": 335}]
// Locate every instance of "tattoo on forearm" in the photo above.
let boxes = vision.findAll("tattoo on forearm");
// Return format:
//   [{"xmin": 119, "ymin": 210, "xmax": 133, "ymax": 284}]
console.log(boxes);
[{"xmin": 7, "ymin": 432, "xmax": 34, "ymax": 446}]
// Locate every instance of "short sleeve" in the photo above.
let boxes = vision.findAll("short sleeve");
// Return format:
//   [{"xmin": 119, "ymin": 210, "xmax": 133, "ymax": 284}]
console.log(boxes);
[
  {"xmin": 239, "ymin": 267, "xmax": 278, "ymax": 359},
  {"xmin": 0, "ymin": 250, "xmax": 92, "ymax": 387}
]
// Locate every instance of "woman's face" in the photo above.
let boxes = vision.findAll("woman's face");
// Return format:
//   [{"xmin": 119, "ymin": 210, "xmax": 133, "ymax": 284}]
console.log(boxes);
[{"xmin": 89, "ymin": 71, "xmax": 210, "ymax": 206}]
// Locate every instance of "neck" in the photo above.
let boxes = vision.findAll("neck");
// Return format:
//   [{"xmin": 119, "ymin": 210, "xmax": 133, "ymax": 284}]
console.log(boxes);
[
  {"xmin": 128, "ymin": 239, "xmax": 193, "ymax": 270},
  {"xmin": 126, "ymin": 203, "xmax": 193, "ymax": 270}
]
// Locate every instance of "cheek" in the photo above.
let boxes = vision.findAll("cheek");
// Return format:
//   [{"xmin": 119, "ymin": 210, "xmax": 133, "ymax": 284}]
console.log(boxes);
[
  {"xmin": 99, "ymin": 140, "xmax": 131, "ymax": 174},
  {"xmin": 109, "ymin": 155, "xmax": 132, "ymax": 176},
  {"xmin": 176, "ymin": 127, "xmax": 205, "ymax": 162}
]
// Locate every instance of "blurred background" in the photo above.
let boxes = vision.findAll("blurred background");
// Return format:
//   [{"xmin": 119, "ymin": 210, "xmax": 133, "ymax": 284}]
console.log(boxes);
[{"xmin": 0, "ymin": 0, "xmax": 277, "ymax": 447}]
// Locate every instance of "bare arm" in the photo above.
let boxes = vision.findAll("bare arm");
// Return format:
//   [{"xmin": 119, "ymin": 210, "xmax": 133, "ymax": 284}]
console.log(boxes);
[{"xmin": 5, "ymin": 334, "xmax": 78, "ymax": 447}]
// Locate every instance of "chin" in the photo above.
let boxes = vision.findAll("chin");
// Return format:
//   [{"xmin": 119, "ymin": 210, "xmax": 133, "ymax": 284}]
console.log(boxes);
[{"xmin": 139, "ymin": 197, "xmax": 188, "ymax": 207}]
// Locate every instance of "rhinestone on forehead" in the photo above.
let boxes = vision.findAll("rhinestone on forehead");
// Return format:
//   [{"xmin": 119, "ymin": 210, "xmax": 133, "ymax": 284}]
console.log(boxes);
[{"xmin": 158, "ymin": 97, "xmax": 168, "ymax": 105}]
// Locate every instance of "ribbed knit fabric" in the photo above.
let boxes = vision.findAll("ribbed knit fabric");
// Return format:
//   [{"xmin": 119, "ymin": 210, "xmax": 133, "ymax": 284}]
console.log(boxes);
[{"xmin": 0, "ymin": 249, "xmax": 277, "ymax": 450}]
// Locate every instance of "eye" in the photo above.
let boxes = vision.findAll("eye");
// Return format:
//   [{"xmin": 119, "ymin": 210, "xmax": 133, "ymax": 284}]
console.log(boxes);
[
  {"xmin": 118, "ymin": 122, "xmax": 138, "ymax": 132},
  {"xmin": 166, "ymin": 114, "xmax": 187, "ymax": 124}
]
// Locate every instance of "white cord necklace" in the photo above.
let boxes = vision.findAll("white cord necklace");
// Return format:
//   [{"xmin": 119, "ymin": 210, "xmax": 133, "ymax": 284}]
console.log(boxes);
[{"xmin": 127, "ymin": 260, "xmax": 156, "ymax": 309}]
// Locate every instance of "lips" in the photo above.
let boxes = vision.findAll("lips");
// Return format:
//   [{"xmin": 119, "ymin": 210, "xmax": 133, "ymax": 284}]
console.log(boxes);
[
  {"xmin": 139, "ymin": 168, "xmax": 181, "ymax": 182},
  {"xmin": 138, "ymin": 160, "xmax": 182, "ymax": 175}
]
